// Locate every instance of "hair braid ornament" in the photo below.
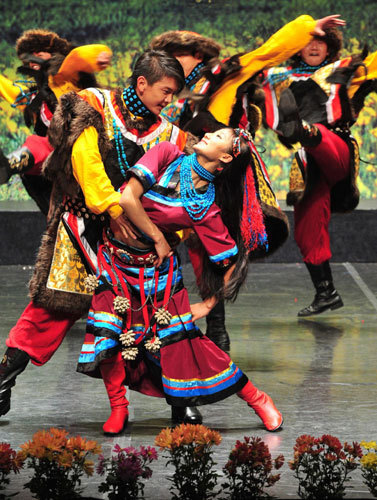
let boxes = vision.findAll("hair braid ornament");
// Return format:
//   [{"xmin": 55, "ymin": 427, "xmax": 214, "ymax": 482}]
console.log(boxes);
[{"xmin": 233, "ymin": 128, "xmax": 268, "ymax": 253}]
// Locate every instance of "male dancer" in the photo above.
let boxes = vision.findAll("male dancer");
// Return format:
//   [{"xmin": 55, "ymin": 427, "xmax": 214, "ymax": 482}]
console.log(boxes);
[
  {"xmin": 0, "ymin": 50, "xmax": 201, "ymax": 433},
  {"xmin": 263, "ymin": 25, "xmax": 377, "ymax": 315},
  {"xmin": 150, "ymin": 14, "xmax": 343, "ymax": 348},
  {"xmin": 0, "ymin": 29, "xmax": 112, "ymax": 213}
]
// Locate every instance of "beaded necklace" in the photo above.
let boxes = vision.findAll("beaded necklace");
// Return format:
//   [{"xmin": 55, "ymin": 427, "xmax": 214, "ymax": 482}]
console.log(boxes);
[
  {"xmin": 265, "ymin": 59, "xmax": 329, "ymax": 86},
  {"xmin": 179, "ymin": 153, "xmax": 215, "ymax": 221},
  {"xmin": 185, "ymin": 62, "xmax": 205, "ymax": 87},
  {"xmin": 11, "ymin": 80, "xmax": 36, "ymax": 108},
  {"xmin": 112, "ymin": 119, "xmax": 130, "ymax": 179},
  {"xmin": 122, "ymin": 85, "xmax": 153, "ymax": 117}
]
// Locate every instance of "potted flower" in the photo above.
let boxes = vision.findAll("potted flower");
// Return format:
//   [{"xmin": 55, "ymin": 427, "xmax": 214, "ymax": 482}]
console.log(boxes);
[
  {"xmin": 0, "ymin": 442, "xmax": 23, "ymax": 499},
  {"xmin": 360, "ymin": 440, "xmax": 377, "ymax": 497},
  {"xmin": 289, "ymin": 434, "xmax": 362, "ymax": 499},
  {"xmin": 155, "ymin": 423, "xmax": 221, "ymax": 500},
  {"xmin": 97, "ymin": 444, "xmax": 158, "ymax": 500},
  {"xmin": 221, "ymin": 436, "xmax": 284, "ymax": 499},
  {"xmin": 19, "ymin": 427, "xmax": 101, "ymax": 500}
]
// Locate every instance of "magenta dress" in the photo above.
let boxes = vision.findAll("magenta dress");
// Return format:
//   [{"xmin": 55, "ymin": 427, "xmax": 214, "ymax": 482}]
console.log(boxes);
[{"xmin": 77, "ymin": 142, "xmax": 248, "ymax": 407}]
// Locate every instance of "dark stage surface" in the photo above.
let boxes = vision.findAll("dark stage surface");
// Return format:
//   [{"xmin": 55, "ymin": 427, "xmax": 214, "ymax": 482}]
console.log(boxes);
[{"xmin": 0, "ymin": 262, "xmax": 376, "ymax": 499}]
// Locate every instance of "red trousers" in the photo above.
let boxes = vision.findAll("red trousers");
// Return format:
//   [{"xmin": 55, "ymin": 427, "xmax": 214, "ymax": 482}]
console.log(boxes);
[
  {"xmin": 23, "ymin": 135, "xmax": 54, "ymax": 176},
  {"xmin": 6, "ymin": 302, "xmax": 80, "ymax": 366},
  {"xmin": 294, "ymin": 124, "xmax": 351, "ymax": 265}
]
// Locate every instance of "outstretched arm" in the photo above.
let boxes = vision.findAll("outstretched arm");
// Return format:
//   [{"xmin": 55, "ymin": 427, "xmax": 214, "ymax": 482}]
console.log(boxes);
[
  {"xmin": 190, "ymin": 263, "xmax": 236, "ymax": 322},
  {"xmin": 208, "ymin": 14, "xmax": 346, "ymax": 124}
]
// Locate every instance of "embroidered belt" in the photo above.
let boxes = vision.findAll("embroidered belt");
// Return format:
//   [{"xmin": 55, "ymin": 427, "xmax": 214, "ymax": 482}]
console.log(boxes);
[{"xmin": 103, "ymin": 229, "xmax": 157, "ymax": 266}]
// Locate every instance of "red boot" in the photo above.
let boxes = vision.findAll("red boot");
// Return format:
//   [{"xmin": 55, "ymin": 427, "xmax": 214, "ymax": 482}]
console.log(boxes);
[
  {"xmin": 238, "ymin": 381, "xmax": 283, "ymax": 432},
  {"xmin": 100, "ymin": 352, "xmax": 129, "ymax": 435}
]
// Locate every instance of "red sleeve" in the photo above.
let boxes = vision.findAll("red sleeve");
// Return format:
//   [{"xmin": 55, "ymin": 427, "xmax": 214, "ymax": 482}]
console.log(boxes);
[
  {"xmin": 126, "ymin": 142, "xmax": 182, "ymax": 191},
  {"xmin": 194, "ymin": 204, "xmax": 238, "ymax": 268}
]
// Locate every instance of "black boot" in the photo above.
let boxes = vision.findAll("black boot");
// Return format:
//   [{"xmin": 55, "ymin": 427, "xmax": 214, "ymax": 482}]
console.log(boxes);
[
  {"xmin": 0, "ymin": 348, "xmax": 30, "ymax": 416},
  {"xmin": 278, "ymin": 88, "xmax": 322, "ymax": 148},
  {"xmin": 298, "ymin": 261, "xmax": 343, "ymax": 317},
  {"xmin": 205, "ymin": 300, "xmax": 230, "ymax": 353},
  {"xmin": 171, "ymin": 406, "xmax": 203, "ymax": 425},
  {"xmin": 0, "ymin": 146, "xmax": 35, "ymax": 185}
]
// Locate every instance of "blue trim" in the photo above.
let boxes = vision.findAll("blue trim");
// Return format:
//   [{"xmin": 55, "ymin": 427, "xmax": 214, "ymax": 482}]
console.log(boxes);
[
  {"xmin": 209, "ymin": 244, "xmax": 238, "ymax": 263},
  {"xmin": 144, "ymin": 190, "xmax": 184, "ymax": 206},
  {"xmin": 162, "ymin": 362, "xmax": 244, "ymax": 397},
  {"xmin": 129, "ymin": 164, "xmax": 156, "ymax": 189}
]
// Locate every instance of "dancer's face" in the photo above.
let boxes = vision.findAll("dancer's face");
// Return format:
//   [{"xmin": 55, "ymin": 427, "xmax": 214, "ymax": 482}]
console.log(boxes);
[
  {"xmin": 174, "ymin": 52, "xmax": 203, "ymax": 78},
  {"xmin": 136, "ymin": 75, "xmax": 179, "ymax": 116},
  {"xmin": 193, "ymin": 128, "xmax": 234, "ymax": 164},
  {"xmin": 299, "ymin": 38, "xmax": 328, "ymax": 66},
  {"xmin": 29, "ymin": 51, "xmax": 52, "ymax": 70}
]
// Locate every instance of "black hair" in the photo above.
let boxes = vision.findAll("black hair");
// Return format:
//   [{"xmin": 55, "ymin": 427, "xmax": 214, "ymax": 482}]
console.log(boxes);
[
  {"xmin": 290, "ymin": 26, "xmax": 343, "ymax": 67},
  {"xmin": 199, "ymin": 128, "xmax": 252, "ymax": 302},
  {"xmin": 129, "ymin": 49, "xmax": 185, "ymax": 93}
]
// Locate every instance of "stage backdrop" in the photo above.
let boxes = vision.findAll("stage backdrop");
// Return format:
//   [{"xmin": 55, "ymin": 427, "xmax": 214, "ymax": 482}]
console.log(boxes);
[{"xmin": 1, "ymin": 0, "xmax": 376, "ymax": 201}]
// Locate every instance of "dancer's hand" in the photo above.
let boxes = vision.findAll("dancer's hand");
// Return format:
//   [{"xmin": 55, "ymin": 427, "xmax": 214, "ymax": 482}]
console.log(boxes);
[
  {"xmin": 313, "ymin": 15, "xmax": 346, "ymax": 37},
  {"xmin": 97, "ymin": 51, "xmax": 112, "ymax": 69},
  {"xmin": 191, "ymin": 298, "xmax": 217, "ymax": 322},
  {"xmin": 154, "ymin": 236, "xmax": 173, "ymax": 267},
  {"xmin": 111, "ymin": 214, "xmax": 140, "ymax": 240}
]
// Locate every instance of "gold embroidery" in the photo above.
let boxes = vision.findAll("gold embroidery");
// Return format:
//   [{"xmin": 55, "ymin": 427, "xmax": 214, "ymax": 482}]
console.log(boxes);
[
  {"xmin": 47, "ymin": 221, "xmax": 92, "ymax": 295},
  {"xmin": 254, "ymin": 155, "xmax": 279, "ymax": 208},
  {"xmin": 289, "ymin": 156, "xmax": 305, "ymax": 192}
]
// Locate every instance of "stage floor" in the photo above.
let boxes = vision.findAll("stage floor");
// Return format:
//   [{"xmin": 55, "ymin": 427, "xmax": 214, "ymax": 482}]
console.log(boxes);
[{"xmin": 1, "ymin": 263, "xmax": 376, "ymax": 499}]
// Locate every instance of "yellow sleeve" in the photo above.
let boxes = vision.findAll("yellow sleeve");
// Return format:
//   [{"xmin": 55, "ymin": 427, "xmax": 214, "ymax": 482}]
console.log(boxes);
[
  {"xmin": 348, "ymin": 51, "xmax": 377, "ymax": 98},
  {"xmin": 208, "ymin": 15, "xmax": 316, "ymax": 124},
  {"xmin": 54, "ymin": 44, "xmax": 112, "ymax": 85},
  {"xmin": 71, "ymin": 126, "xmax": 123, "ymax": 219},
  {"xmin": 0, "ymin": 74, "xmax": 28, "ymax": 108}
]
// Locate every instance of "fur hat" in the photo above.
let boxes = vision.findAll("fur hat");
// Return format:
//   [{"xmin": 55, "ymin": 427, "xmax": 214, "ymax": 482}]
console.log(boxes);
[
  {"xmin": 16, "ymin": 29, "xmax": 71, "ymax": 58},
  {"xmin": 149, "ymin": 31, "xmax": 221, "ymax": 61}
]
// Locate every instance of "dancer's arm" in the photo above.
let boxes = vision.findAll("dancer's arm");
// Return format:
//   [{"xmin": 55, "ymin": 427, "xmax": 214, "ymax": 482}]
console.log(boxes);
[
  {"xmin": 208, "ymin": 14, "xmax": 345, "ymax": 124},
  {"xmin": 0, "ymin": 74, "xmax": 29, "ymax": 108},
  {"xmin": 71, "ymin": 126, "xmax": 123, "ymax": 220},
  {"xmin": 190, "ymin": 264, "xmax": 236, "ymax": 321}
]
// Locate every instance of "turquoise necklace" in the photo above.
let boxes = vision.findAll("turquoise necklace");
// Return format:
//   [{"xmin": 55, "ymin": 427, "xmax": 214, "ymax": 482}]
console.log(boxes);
[
  {"xmin": 179, "ymin": 153, "xmax": 215, "ymax": 221},
  {"xmin": 113, "ymin": 119, "xmax": 130, "ymax": 179}
]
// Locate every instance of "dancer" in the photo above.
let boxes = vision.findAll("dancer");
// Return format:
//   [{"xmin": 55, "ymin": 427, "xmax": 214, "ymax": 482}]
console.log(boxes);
[
  {"xmin": 262, "ymin": 24, "xmax": 377, "ymax": 315},
  {"xmin": 150, "ymin": 15, "xmax": 344, "ymax": 349},
  {"xmin": 0, "ymin": 50, "xmax": 201, "ymax": 426},
  {"xmin": 0, "ymin": 29, "xmax": 112, "ymax": 213},
  {"xmin": 77, "ymin": 129, "xmax": 283, "ymax": 435}
]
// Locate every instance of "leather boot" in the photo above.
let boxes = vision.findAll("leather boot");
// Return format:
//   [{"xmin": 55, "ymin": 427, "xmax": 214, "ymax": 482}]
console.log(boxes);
[
  {"xmin": 0, "ymin": 146, "xmax": 35, "ymax": 185},
  {"xmin": 277, "ymin": 88, "xmax": 322, "ymax": 148},
  {"xmin": 237, "ymin": 380, "xmax": 283, "ymax": 432},
  {"xmin": 100, "ymin": 352, "xmax": 129, "ymax": 435},
  {"xmin": 205, "ymin": 300, "xmax": 230, "ymax": 353},
  {"xmin": 171, "ymin": 406, "xmax": 203, "ymax": 425},
  {"xmin": 298, "ymin": 261, "xmax": 343, "ymax": 317},
  {"xmin": 0, "ymin": 347, "xmax": 30, "ymax": 416}
]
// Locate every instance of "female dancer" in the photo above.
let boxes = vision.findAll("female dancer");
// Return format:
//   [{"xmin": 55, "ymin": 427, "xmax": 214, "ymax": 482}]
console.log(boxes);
[{"xmin": 77, "ymin": 128, "xmax": 283, "ymax": 435}]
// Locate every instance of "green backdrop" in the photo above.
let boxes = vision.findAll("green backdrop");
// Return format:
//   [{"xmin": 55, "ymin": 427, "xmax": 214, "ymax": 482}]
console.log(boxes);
[{"xmin": 1, "ymin": 0, "xmax": 376, "ymax": 201}]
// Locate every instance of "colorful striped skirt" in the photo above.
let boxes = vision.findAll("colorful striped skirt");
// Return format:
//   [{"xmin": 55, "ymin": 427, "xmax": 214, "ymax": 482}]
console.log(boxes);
[{"xmin": 77, "ymin": 230, "xmax": 248, "ymax": 406}]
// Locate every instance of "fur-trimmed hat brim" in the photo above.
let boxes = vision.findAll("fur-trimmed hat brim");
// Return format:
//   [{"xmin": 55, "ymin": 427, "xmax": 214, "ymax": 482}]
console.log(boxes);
[
  {"xmin": 149, "ymin": 31, "xmax": 221, "ymax": 60},
  {"xmin": 16, "ymin": 29, "xmax": 71, "ymax": 58}
]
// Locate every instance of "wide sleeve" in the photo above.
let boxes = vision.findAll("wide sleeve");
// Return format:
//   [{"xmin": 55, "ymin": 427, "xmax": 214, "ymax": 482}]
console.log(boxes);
[
  {"xmin": 54, "ymin": 44, "xmax": 112, "ymax": 84},
  {"xmin": 71, "ymin": 126, "xmax": 122, "ymax": 219},
  {"xmin": 207, "ymin": 15, "xmax": 316, "ymax": 124},
  {"xmin": 194, "ymin": 204, "xmax": 238, "ymax": 268},
  {"xmin": 348, "ymin": 51, "xmax": 377, "ymax": 98},
  {"xmin": 126, "ymin": 141, "xmax": 183, "ymax": 192},
  {"xmin": 0, "ymin": 74, "xmax": 29, "ymax": 108}
]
